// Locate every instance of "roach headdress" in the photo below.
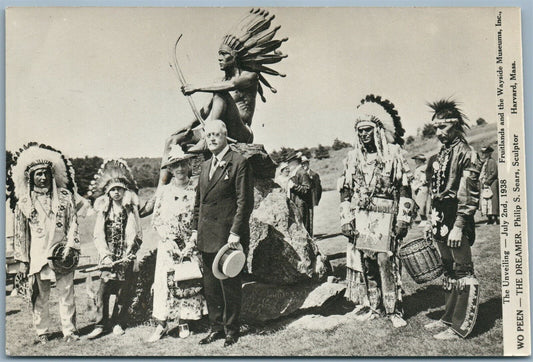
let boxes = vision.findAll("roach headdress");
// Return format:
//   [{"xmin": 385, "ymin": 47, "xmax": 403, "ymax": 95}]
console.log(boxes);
[
  {"xmin": 427, "ymin": 98, "xmax": 470, "ymax": 134},
  {"xmin": 220, "ymin": 8, "xmax": 288, "ymax": 102}
]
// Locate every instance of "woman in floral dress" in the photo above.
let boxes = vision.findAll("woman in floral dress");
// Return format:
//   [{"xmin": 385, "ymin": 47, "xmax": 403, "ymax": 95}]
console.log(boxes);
[{"xmin": 143, "ymin": 145, "xmax": 207, "ymax": 342}]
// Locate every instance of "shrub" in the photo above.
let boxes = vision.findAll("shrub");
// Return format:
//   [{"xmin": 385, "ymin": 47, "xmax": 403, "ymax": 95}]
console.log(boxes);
[
  {"xmin": 332, "ymin": 138, "xmax": 351, "ymax": 150},
  {"xmin": 270, "ymin": 147, "xmax": 296, "ymax": 163},
  {"xmin": 315, "ymin": 144, "xmax": 330, "ymax": 160},
  {"xmin": 421, "ymin": 123, "xmax": 436, "ymax": 139},
  {"xmin": 297, "ymin": 147, "xmax": 313, "ymax": 159},
  {"xmin": 476, "ymin": 117, "xmax": 487, "ymax": 126}
]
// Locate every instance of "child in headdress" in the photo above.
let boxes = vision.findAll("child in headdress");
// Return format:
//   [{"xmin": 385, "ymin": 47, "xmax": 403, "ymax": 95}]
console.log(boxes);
[{"xmin": 86, "ymin": 159, "xmax": 142, "ymax": 339}]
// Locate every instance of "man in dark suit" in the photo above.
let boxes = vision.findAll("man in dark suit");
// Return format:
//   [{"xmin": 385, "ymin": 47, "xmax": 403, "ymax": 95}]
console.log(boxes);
[
  {"xmin": 190, "ymin": 119, "xmax": 254, "ymax": 347},
  {"xmin": 301, "ymin": 156, "xmax": 322, "ymax": 237},
  {"xmin": 287, "ymin": 153, "xmax": 313, "ymax": 235}
]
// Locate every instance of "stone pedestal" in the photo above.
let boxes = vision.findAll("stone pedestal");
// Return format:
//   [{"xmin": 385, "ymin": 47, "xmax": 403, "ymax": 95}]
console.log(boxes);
[
  {"xmin": 231, "ymin": 143, "xmax": 330, "ymax": 285},
  {"xmin": 248, "ymin": 188, "xmax": 329, "ymax": 284}
]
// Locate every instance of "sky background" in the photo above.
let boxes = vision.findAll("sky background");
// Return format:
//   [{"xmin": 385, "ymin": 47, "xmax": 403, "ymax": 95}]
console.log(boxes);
[{"xmin": 6, "ymin": 7, "xmax": 498, "ymax": 158}]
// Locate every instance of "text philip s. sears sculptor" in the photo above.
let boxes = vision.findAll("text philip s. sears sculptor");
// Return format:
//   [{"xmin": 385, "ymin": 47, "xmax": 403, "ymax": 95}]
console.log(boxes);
[{"xmin": 494, "ymin": 8, "xmax": 530, "ymax": 356}]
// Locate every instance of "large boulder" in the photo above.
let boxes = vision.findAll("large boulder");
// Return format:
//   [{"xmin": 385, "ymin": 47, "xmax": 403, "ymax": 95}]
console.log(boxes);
[
  {"xmin": 248, "ymin": 187, "xmax": 329, "ymax": 285},
  {"xmin": 229, "ymin": 143, "xmax": 330, "ymax": 285},
  {"xmin": 230, "ymin": 143, "xmax": 277, "ymax": 179}
]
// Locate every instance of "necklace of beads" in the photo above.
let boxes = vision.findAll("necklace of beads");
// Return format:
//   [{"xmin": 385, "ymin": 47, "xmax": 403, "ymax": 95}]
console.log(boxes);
[
  {"xmin": 109, "ymin": 206, "xmax": 126, "ymax": 259},
  {"xmin": 432, "ymin": 147, "xmax": 452, "ymax": 194}
]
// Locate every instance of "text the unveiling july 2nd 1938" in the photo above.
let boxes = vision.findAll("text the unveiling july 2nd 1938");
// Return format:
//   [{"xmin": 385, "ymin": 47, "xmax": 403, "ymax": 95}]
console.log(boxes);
[{"xmin": 494, "ymin": 8, "xmax": 530, "ymax": 356}]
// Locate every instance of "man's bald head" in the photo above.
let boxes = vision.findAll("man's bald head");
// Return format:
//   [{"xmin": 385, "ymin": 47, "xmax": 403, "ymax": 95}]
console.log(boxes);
[{"xmin": 204, "ymin": 119, "xmax": 228, "ymax": 135}]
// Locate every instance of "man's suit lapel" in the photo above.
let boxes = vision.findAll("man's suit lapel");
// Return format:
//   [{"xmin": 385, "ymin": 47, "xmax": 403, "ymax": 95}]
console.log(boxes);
[{"xmin": 204, "ymin": 150, "xmax": 232, "ymax": 197}]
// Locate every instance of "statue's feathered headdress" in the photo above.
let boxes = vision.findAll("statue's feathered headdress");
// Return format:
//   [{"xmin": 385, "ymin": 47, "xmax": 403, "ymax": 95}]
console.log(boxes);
[
  {"xmin": 87, "ymin": 159, "xmax": 138, "ymax": 203},
  {"xmin": 427, "ymin": 98, "xmax": 470, "ymax": 134},
  {"xmin": 354, "ymin": 94, "xmax": 405, "ymax": 146},
  {"xmin": 7, "ymin": 142, "xmax": 77, "ymax": 214},
  {"xmin": 221, "ymin": 8, "xmax": 288, "ymax": 102}
]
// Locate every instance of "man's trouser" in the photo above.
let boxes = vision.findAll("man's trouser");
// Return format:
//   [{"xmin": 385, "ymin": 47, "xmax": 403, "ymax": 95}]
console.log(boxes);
[
  {"xmin": 33, "ymin": 270, "xmax": 77, "ymax": 337},
  {"xmin": 94, "ymin": 277, "xmax": 132, "ymax": 329},
  {"xmin": 364, "ymin": 252, "xmax": 399, "ymax": 315},
  {"xmin": 346, "ymin": 246, "xmax": 400, "ymax": 315},
  {"xmin": 201, "ymin": 252, "xmax": 242, "ymax": 337},
  {"xmin": 436, "ymin": 240, "xmax": 480, "ymax": 338}
]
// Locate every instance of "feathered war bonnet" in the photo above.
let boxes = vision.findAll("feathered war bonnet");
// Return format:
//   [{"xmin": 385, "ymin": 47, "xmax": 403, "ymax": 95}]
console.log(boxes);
[
  {"xmin": 88, "ymin": 159, "xmax": 139, "ymax": 212},
  {"xmin": 354, "ymin": 94, "xmax": 405, "ymax": 146},
  {"xmin": 427, "ymin": 98, "xmax": 470, "ymax": 135},
  {"xmin": 220, "ymin": 8, "xmax": 288, "ymax": 102},
  {"xmin": 350, "ymin": 95, "xmax": 406, "ymax": 168},
  {"xmin": 7, "ymin": 143, "xmax": 78, "ymax": 216}
]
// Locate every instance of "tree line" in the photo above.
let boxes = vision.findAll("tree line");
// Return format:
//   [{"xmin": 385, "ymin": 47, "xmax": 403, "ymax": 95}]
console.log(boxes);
[
  {"xmin": 6, "ymin": 151, "xmax": 162, "ymax": 196},
  {"xmin": 5, "ymin": 119, "xmax": 489, "ymax": 194}
]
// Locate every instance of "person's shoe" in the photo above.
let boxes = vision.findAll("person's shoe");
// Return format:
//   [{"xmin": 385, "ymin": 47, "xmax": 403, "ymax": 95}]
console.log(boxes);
[
  {"xmin": 113, "ymin": 325, "xmax": 125, "ymax": 335},
  {"xmin": 63, "ymin": 333, "xmax": 80, "ymax": 342},
  {"xmin": 199, "ymin": 330, "xmax": 225, "ymax": 345},
  {"xmin": 353, "ymin": 306, "xmax": 373, "ymax": 321},
  {"xmin": 87, "ymin": 327, "xmax": 104, "ymax": 340},
  {"xmin": 146, "ymin": 324, "xmax": 168, "ymax": 343},
  {"xmin": 433, "ymin": 328, "xmax": 460, "ymax": 340},
  {"xmin": 424, "ymin": 320, "xmax": 447, "ymax": 330},
  {"xmin": 36, "ymin": 334, "xmax": 49, "ymax": 345},
  {"xmin": 224, "ymin": 334, "xmax": 239, "ymax": 347},
  {"xmin": 390, "ymin": 314, "xmax": 407, "ymax": 328}
]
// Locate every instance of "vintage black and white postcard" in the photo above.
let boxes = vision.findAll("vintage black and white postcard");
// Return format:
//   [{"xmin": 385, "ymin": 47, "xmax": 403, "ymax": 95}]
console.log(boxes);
[{"xmin": 4, "ymin": 6, "xmax": 529, "ymax": 357}]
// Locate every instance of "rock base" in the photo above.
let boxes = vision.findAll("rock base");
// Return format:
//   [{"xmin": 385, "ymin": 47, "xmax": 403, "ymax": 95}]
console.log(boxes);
[{"xmin": 241, "ymin": 281, "xmax": 346, "ymax": 323}]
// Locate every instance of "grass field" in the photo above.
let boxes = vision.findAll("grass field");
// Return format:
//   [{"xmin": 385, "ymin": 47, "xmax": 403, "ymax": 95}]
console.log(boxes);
[{"xmin": 4, "ymin": 124, "xmax": 502, "ymax": 356}]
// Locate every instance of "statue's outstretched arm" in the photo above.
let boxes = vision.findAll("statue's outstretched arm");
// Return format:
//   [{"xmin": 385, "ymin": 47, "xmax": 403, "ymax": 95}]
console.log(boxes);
[{"xmin": 182, "ymin": 71, "xmax": 258, "ymax": 95}]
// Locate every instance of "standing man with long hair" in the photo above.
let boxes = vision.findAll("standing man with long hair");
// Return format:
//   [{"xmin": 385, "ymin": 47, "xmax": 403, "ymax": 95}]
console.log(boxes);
[
  {"xmin": 9, "ymin": 144, "xmax": 81, "ymax": 344},
  {"xmin": 338, "ymin": 95, "xmax": 415, "ymax": 328}
]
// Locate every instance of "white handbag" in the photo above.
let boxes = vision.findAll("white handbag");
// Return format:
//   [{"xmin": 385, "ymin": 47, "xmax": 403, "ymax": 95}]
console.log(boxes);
[{"xmin": 172, "ymin": 257, "xmax": 202, "ymax": 281}]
